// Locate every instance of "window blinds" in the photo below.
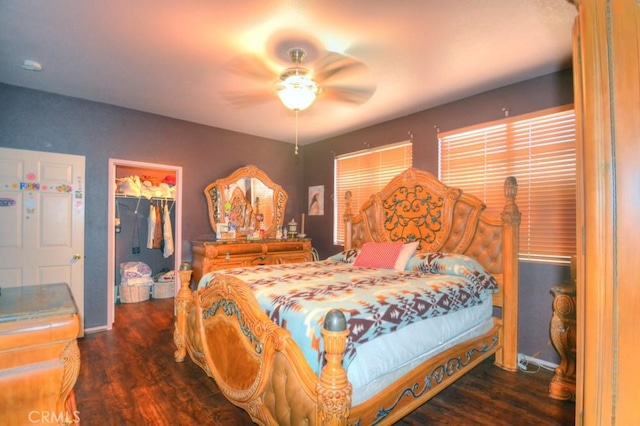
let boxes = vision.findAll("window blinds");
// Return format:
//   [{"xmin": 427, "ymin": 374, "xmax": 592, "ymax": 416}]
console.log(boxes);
[
  {"xmin": 439, "ymin": 105, "xmax": 576, "ymax": 263},
  {"xmin": 334, "ymin": 141, "xmax": 413, "ymax": 244}
]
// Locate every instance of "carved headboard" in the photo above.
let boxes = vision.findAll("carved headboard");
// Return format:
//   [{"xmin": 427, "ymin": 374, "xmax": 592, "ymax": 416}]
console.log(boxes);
[
  {"xmin": 344, "ymin": 166, "xmax": 521, "ymax": 370},
  {"xmin": 344, "ymin": 167, "xmax": 520, "ymax": 277}
]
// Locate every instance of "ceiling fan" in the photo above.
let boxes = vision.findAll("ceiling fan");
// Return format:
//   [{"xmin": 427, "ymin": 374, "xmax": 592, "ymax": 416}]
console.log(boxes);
[{"xmin": 221, "ymin": 46, "xmax": 376, "ymax": 112}]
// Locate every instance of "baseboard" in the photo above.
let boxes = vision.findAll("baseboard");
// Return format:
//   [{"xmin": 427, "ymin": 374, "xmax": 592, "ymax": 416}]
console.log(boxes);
[{"xmin": 84, "ymin": 325, "xmax": 109, "ymax": 334}]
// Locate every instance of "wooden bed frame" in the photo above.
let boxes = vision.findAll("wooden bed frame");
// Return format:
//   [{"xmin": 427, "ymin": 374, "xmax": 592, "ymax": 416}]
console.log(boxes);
[{"xmin": 173, "ymin": 167, "xmax": 520, "ymax": 425}]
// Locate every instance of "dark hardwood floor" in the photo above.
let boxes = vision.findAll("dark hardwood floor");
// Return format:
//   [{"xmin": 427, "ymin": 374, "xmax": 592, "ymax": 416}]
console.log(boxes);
[{"xmin": 75, "ymin": 298, "xmax": 575, "ymax": 425}]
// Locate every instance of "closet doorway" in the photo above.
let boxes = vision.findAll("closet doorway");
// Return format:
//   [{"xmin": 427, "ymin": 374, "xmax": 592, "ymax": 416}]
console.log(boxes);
[{"xmin": 107, "ymin": 158, "xmax": 183, "ymax": 329}]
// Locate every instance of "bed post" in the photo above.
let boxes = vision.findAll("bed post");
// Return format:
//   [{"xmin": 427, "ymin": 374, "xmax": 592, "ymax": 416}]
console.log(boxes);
[
  {"xmin": 497, "ymin": 176, "xmax": 521, "ymax": 371},
  {"xmin": 343, "ymin": 191, "xmax": 353, "ymax": 250},
  {"xmin": 173, "ymin": 264, "xmax": 193, "ymax": 362},
  {"xmin": 317, "ymin": 310, "xmax": 352, "ymax": 426}
]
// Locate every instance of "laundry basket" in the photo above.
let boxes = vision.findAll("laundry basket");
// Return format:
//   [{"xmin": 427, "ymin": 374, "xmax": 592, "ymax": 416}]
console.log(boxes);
[
  {"xmin": 152, "ymin": 280, "xmax": 175, "ymax": 299},
  {"xmin": 152, "ymin": 270, "xmax": 175, "ymax": 299},
  {"xmin": 119, "ymin": 261, "xmax": 153, "ymax": 303},
  {"xmin": 119, "ymin": 282, "xmax": 152, "ymax": 303}
]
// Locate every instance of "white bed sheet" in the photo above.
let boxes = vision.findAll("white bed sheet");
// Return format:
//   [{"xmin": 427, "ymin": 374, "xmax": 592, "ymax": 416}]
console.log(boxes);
[{"xmin": 348, "ymin": 300, "xmax": 494, "ymax": 405}]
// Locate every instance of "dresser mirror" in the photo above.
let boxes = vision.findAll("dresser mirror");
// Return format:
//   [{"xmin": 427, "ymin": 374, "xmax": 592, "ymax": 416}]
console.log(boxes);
[{"xmin": 204, "ymin": 165, "xmax": 288, "ymax": 239}]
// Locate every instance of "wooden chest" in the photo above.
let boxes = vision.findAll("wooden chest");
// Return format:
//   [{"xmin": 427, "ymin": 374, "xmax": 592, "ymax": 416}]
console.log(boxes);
[
  {"xmin": 0, "ymin": 283, "xmax": 81, "ymax": 425},
  {"xmin": 191, "ymin": 238, "xmax": 313, "ymax": 283}
]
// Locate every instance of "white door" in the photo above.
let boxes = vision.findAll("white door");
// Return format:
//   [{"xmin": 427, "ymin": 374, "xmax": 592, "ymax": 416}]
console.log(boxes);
[{"xmin": 0, "ymin": 148, "xmax": 85, "ymax": 334}]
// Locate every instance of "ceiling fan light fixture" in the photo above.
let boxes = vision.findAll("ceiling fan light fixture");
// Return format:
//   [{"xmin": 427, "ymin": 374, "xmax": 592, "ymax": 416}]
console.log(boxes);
[{"xmin": 276, "ymin": 74, "xmax": 318, "ymax": 111}]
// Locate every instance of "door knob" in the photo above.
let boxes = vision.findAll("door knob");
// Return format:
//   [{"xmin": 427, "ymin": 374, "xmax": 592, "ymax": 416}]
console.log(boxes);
[{"xmin": 73, "ymin": 254, "xmax": 82, "ymax": 260}]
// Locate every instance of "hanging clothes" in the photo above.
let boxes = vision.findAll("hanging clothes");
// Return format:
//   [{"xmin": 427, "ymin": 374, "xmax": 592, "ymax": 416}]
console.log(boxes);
[
  {"xmin": 153, "ymin": 203, "xmax": 163, "ymax": 250},
  {"xmin": 162, "ymin": 201, "xmax": 174, "ymax": 258},
  {"xmin": 131, "ymin": 215, "xmax": 141, "ymax": 254},
  {"xmin": 147, "ymin": 202, "xmax": 157, "ymax": 249}
]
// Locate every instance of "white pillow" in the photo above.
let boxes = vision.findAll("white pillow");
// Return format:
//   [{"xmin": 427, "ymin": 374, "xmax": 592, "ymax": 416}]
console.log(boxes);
[{"xmin": 394, "ymin": 242, "xmax": 420, "ymax": 271}]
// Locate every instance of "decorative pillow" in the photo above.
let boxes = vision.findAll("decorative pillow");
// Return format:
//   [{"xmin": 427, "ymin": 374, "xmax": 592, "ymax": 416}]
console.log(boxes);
[
  {"xmin": 353, "ymin": 241, "xmax": 404, "ymax": 269},
  {"xmin": 327, "ymin": 248, "xmax": 361, "ymax": 263},
  {"xmin": 393, "ymin": 242, "xmax": 420, "ymax": 271}
]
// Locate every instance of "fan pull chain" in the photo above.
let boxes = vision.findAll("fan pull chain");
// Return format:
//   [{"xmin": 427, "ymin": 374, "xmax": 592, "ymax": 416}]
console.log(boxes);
[{"xmin": 295, "ymin": 109, "xmax": 299, "ymax": 155}]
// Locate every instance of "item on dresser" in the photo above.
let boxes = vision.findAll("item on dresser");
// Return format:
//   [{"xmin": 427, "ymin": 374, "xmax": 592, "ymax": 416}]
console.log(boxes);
[
  {"xmin": 216, "ymin": 223, "xmax": 236, "ymax": 240},
  {"xmin": 287, "ymin": 219, "xmax": 298, "ymax": 239}
]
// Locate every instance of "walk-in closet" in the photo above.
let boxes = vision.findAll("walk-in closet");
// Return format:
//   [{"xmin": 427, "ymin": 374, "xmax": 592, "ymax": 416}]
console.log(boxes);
[{"xmin": 107, "ymin": 160, "xmax": 183, "ymax": 327}]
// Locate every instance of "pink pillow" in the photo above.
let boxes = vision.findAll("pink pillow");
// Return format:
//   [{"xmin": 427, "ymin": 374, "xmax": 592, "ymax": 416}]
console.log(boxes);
[
  {"xmin": 394, "ymin": 242, "xmax": 419, "ymax": 271},
  {"xmin": 353, "ymin": 241, "xmax": 405, "ymax": 269}
]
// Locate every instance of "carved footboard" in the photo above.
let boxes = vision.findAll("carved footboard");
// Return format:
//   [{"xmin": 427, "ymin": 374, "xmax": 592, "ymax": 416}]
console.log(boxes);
[
  {"xmin": 173, "ymin": 272, "xmax": 503, "ymax": 426},
  {"xmin": 348, "ymin": 324, "xmax": 500, "ymax": 425},
  {"xmin": 174, "ymin": 272, "xmax": 351, "ymax": 426}
]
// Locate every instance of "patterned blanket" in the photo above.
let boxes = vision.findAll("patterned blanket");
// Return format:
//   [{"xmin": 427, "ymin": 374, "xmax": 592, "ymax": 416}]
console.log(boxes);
[{"xmin": 198, "ymin": 251, "xmax": 498, "ymax": 375}]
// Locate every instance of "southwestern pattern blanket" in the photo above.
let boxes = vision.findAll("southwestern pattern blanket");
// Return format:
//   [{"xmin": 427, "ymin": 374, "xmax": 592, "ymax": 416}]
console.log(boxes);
[{"xmin": 198, "ymin": 251, "xmax": 497, "ymax": 375}]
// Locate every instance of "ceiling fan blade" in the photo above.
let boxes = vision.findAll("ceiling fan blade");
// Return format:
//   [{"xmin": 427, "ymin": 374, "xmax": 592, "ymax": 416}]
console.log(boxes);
[
  {"xmin": 225, "ymin": 54, "xmax": 279, "ymax": 83},
  {"xmin": 220, "ymin": 90, "xmax": 275, "ymax": 108},
  {"xmin": 313, "ymin": 51, "xmax": 368, "ymax": 82},
  {"xmin": 321, "ymin": 85, "xmax": 376, "ymax": 105}
]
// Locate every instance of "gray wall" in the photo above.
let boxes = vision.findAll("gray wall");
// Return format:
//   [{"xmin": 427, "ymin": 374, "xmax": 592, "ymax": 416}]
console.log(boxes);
[
  {"xmin": 0, "ymin": 83, "xmax": 305, "ymax": 329},
  {"xmin": 1, "ymin": 69, "xmax": 573, "ymax": 363},
  {"xmin": 304, "ymin": 69, "xmax": 575, "ymax": 363}
]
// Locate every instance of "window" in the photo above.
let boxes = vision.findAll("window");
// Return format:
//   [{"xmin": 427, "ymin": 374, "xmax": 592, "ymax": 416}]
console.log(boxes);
[
  {"xmin": 334, "ymin": 141, "xmax": 413, "ymax": 244},
  {"xmin": 439, "ymin": 105, "xmax": 576, "ymax": 264}
]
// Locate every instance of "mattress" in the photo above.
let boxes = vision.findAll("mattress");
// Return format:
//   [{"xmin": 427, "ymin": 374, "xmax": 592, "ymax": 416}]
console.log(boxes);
[
  {"xmin": 348, "ymin": 301, "xmax": 494, "ymax": 405},
  {"xmin": 199, "ymin": 257, "xmax": 498, "ymax": 375}
]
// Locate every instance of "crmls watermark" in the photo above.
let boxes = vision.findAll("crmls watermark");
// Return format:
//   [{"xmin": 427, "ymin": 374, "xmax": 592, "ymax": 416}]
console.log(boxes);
[{"xmin": 28, "ymin": 411, "xmax": 81, "ymax": 424}]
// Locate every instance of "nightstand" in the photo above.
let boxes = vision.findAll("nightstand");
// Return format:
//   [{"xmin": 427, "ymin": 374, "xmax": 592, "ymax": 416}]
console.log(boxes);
[{"xmin": 549, "ymin": 275, "xmax": 577, "ymax": 401}]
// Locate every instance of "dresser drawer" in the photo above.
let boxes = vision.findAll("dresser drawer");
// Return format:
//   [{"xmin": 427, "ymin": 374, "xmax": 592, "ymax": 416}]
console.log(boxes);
[
  {"xmin": 265, "ymin": 241, "xmax": 307, "ymax": 253},
  {"xmin": 191, "ymin": 238, "xmax": 312, "ymax": 282},
  {"xmin": 207, "ymin": 243, "xmax": 263, "ymax": 257}
]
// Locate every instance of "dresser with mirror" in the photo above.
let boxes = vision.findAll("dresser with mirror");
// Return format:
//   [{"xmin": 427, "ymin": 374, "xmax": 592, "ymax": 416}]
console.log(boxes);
[{"xmin": 191, "ymin": 165, "xmax": 312, "ymax": 283}]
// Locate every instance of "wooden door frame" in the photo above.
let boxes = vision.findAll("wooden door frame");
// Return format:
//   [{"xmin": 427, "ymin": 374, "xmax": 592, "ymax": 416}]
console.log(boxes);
[
  {"xmin": 106, "ymin": 158, "xmax": 183, "ymax": 329},
  {"xmin": 573, "ymin": 0, "xmax": 640, "ymax": 423}
]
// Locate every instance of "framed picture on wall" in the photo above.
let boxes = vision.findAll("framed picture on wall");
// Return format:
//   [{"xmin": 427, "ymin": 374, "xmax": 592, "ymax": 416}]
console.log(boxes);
[{"xmin": 308, "ymin": 185, "xmax": 324, "ymax": 216}]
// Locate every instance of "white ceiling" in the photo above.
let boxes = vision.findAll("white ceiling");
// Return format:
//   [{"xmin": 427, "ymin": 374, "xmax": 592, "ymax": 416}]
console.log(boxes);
[{"xmin": 0, "ymin": 0, "xmax": 577, "ymax": 145}]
